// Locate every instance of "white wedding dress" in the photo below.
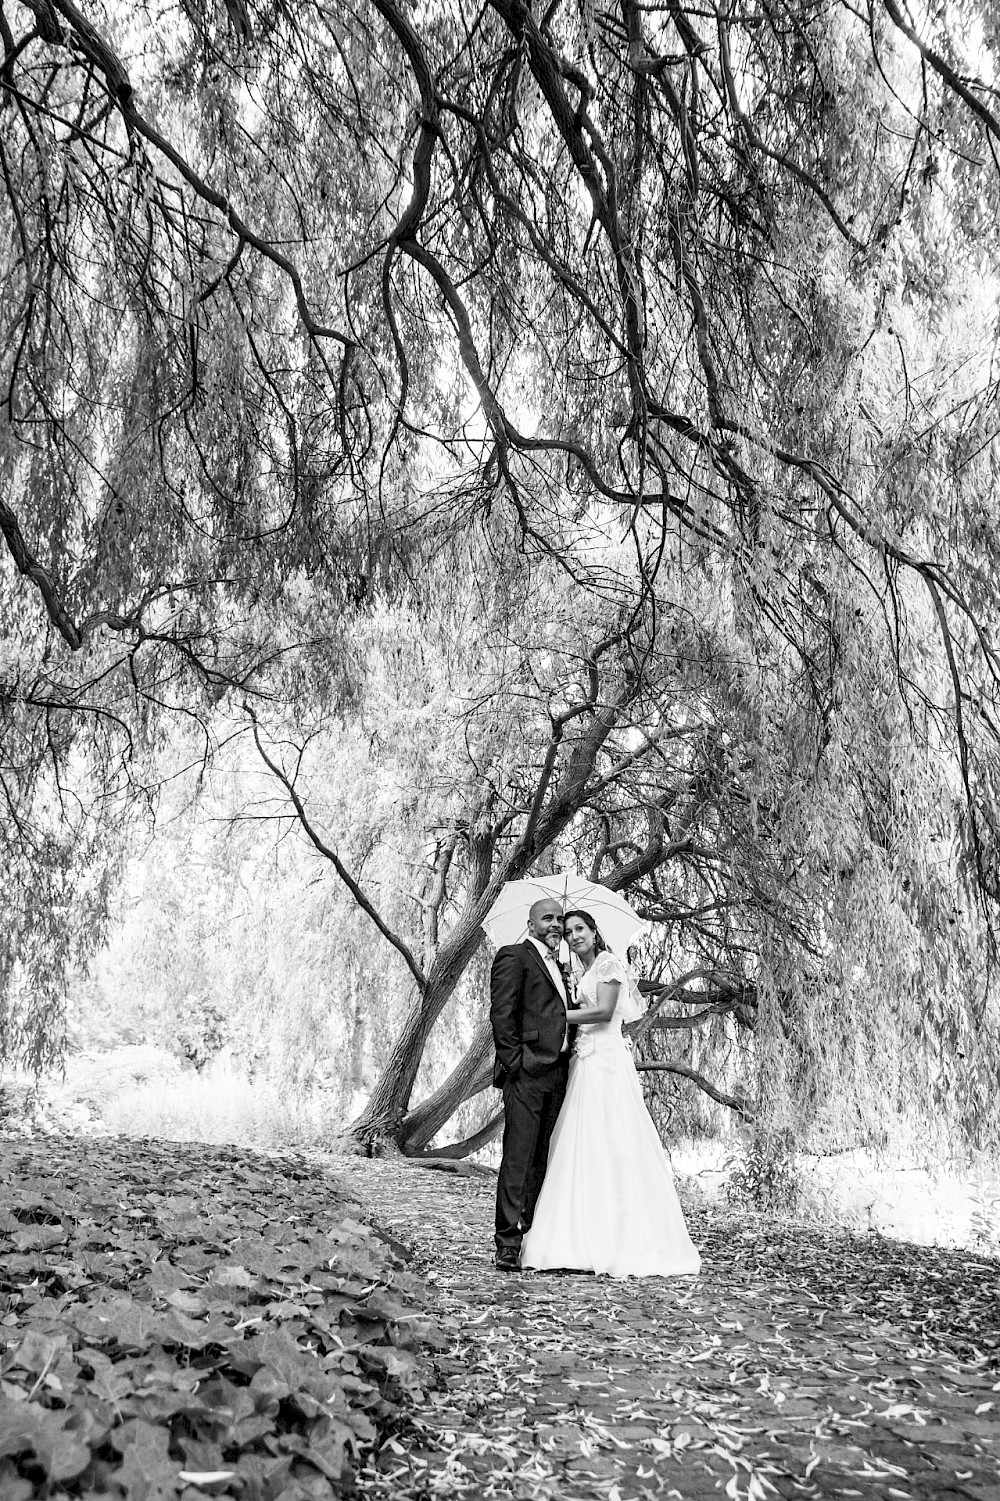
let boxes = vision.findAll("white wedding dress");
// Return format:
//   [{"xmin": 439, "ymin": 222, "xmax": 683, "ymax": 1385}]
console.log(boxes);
[{"xmin": 521, "ymin": 953, "xmax": 701, "ymax": 1278}]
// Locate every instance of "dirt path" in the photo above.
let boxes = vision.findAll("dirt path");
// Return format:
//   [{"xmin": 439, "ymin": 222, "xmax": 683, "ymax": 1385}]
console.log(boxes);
[{"xmin": 333, "ymin": 1157, "xmax": 1000, "ymax": 1501}]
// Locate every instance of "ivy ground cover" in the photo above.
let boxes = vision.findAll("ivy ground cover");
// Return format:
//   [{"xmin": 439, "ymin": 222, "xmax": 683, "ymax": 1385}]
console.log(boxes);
[{"xmin": 0, "ymin": 1137, "xmax": 442, "ymax": 1498}]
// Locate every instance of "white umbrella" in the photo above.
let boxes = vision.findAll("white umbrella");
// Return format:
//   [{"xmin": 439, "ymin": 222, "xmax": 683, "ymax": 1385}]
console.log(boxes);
[{"xmin": 481, "ymin": 873, "xmax": 645, "ymax": 958}]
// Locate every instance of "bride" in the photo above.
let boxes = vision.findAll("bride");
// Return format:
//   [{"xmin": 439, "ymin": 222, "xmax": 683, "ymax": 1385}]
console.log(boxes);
[{"xmin": 520, "ymin": 908, "xmax": 701, "ymax": 1278}]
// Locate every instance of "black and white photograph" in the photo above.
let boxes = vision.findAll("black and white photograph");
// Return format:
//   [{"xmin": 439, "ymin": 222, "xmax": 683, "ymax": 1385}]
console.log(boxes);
[{"xmin": 2, "ymin": 0, "xmax": 999, "ymax": 1497}]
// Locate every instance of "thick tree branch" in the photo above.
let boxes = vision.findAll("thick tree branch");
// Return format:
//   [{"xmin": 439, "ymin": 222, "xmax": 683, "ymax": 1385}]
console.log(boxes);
[
  {"xmin": 879, "ymin": 0, "xmax": 1000, "ymax": 145},
  {"xmin": 409, "ymin": 1110, "xmax": 504, "ymax": 1160},
  {"xmin": 632, "ymin": 966, "xmax": 756, "ymax": 1042},
  {"xmin": 0, "ymin": 497, "xmax": 83, "ymax": 649},
  {"xmin": 635, "ymin": 1057, "xmax": 753, "ymax": 1117}
]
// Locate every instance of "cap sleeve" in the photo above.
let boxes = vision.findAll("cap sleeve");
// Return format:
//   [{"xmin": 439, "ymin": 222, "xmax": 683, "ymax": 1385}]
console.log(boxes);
[{"xmin": 594, "ymin": 952, "xmax": 626, "ymax": 986}]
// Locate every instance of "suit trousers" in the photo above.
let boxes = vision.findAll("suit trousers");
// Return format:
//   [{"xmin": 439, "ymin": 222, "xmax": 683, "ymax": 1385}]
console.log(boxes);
[{"xmin": 495, "ymin": 1057, "xmax": 568, "ymax": 1252}]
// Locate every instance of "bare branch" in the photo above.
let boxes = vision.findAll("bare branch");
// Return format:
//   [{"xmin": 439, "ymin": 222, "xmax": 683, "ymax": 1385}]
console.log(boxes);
[{"xmin": 248, "ymin": 715, "xmax": 427, "ymax": 987}]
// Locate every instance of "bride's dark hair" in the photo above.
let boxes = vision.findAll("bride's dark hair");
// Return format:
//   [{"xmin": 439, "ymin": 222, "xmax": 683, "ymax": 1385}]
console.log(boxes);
[{"xmin": 563, "ymin": 908, "xmax": 607, "ymax": 955}]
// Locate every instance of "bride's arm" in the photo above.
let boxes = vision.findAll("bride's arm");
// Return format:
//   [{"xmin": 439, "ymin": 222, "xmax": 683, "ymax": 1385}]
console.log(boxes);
[{"xmin": 568, "ymin": 979, "xmax": 620, "ymax": 1026}]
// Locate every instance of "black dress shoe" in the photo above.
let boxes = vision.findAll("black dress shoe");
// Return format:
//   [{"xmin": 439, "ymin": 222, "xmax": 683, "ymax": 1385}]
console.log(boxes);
[{"xmin": 495, "ymin": 1247, "xmax": 521, "ymax": 1272}]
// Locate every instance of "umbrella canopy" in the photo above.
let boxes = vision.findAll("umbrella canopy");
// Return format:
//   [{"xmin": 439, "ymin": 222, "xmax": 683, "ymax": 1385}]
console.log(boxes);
[{"xmin": 482, "ymin": 874, "xmax": 645, "ymax": 958}]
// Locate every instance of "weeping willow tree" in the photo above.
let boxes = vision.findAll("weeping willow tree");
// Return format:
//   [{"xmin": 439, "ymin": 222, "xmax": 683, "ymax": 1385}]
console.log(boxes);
[
  {"xmin": 241, "ymin": 513, "xmax": 996, "ymax": 1159},
  {"xmin": 3, "ymin": 0, "xmax": 1000, "ymax": 1148}
]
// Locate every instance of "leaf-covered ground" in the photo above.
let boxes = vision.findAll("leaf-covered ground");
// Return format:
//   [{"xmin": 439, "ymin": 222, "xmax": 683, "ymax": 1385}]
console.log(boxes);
[
  {"xmin": 2, "ymin": 1138, "xmax": 998, "ymax": 1501},
  {"xmin": 329, "ymin": 1158, "xmax": 1000, "ymax": 1501},
  {"xmin": 0, "ymin": 1138, "xmax": 441, "ymax": 1499}
]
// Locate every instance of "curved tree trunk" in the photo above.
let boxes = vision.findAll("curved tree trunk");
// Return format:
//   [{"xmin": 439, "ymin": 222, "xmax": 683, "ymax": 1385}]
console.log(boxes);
[
  {"xmin": 414, "ymin": 1109, "xmax": 503, "ymax": 1160},
  {"xmin": 400, "ymin": 1015, "xmax": 496, "ymax": 1152},
  {"xmin": 345, "ymin": 667, "xmax": 643, "ymax": 1149},
  {"xmin": 347, "ymin": 910, "xmax": 491, "ymax": 1147}
]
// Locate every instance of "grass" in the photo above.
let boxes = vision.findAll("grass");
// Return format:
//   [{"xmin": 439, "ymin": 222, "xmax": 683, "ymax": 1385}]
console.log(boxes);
[
  {"xmin": 4, "ymin": 1047, "xmax": 342, "ymax": 1153},
  {"xmin": 98, "ymin": 1069, "xmax": 324, "ymax": 1149}
]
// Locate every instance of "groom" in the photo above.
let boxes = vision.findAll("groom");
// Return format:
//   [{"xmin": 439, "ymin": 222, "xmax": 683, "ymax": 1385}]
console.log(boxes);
[{"xmin": 490, "ymin": 898, "xmax": 573, "ymax": 1271}]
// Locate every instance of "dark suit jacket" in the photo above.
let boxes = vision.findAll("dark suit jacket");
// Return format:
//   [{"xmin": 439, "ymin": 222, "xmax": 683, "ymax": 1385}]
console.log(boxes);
[{"xmin": 490, "ymin": 941, "xmax": 570, "ymax": 1088}]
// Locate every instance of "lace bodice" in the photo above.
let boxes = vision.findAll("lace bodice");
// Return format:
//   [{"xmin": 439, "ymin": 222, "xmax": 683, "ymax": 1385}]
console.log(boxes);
[
  {"xmin": 577, "ymin": 952, "xmax": 628, "ymax": 1005},
  {"xmin": 573, "ymin": 953, "xmax": 628, "ymax": 1056}
]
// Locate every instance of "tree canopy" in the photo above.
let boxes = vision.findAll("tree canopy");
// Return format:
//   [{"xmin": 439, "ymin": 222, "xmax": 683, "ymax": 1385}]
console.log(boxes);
[{"xmin": 3, "ymin": 0, "xmax": 1000, "ymax": 1151}]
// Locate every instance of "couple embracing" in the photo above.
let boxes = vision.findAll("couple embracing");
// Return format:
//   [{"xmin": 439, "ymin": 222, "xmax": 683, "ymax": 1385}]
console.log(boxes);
[{"xmin": 490, "ymin": 898, "xmax": 701, "ymax": 1277}]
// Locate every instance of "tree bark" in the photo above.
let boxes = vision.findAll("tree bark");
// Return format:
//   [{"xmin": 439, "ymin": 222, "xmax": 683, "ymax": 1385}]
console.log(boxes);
[
  {"xmin": 347, "ymin": 924, "xmax": 484, "ymax": 1146},
  {"xmin": 347, "ymin": 665, "xmax": 647, "ymax": 1149},
  {"xmin": 400, "ymin": 1015, "xmax": 496, "ymax": 1152},
  {"xmin": 413, "ymin": 1109, "xmax": 503, "ymax": 1159},
  {"xmin": 636, "ymin": 1059, "xmax": 753, "ymax": 1117}
]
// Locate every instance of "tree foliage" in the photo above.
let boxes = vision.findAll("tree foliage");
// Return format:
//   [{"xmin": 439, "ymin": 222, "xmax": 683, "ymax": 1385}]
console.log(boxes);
[{"xmin": 3, "ymin": 0, "xmax": 1000, "ymax": 1147}]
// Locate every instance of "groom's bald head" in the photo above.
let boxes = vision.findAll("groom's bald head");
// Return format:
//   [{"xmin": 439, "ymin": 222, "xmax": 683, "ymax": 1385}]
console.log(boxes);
[{"xmin": 527, "ymin": 899, "xmax": 563, "ymax": 950}]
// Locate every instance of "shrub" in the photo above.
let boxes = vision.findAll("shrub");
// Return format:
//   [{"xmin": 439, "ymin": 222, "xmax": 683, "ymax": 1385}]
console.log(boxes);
[{"xmin": 725, "ymin": 1125, "xmax": 801, "ymax": 1213}]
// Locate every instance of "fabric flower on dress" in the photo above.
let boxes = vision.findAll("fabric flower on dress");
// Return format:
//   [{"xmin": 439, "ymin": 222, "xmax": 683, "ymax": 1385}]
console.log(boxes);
[{"xmin": 573, "ymin": 1031, "xmax": 596, "ymax": 1058}]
